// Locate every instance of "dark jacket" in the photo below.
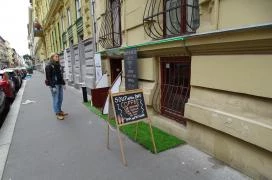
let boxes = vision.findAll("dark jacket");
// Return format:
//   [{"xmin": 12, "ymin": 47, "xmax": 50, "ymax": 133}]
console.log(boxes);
[{"xmin": 45, "ymin": 61, "xmax": 65, "ymax": 88}]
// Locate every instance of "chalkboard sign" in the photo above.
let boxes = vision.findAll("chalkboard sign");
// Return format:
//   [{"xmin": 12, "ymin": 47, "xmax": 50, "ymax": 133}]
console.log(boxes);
[
  {"xmin": 111, "ymin": 90, "xmax": 147, "ymax": 125},
  {"xmin": 124, "ymin": 48, "xmax": 138, "ymax": 90}
]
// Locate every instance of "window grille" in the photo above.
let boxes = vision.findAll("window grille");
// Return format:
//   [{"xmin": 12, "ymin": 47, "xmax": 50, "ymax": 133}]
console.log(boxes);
[
  {"xmin": 143, "ymin": 0, "xmax": 200, "ymax": 39},
  {"xmin": 99, "ymin": 0, "xmax": 122, "ymax": 49}
]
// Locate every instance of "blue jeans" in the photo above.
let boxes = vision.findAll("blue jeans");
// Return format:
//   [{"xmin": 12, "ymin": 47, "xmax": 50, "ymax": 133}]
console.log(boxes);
[{"xmin": 50, "ymin": 85, "xmax": 63, "ymax": 114}]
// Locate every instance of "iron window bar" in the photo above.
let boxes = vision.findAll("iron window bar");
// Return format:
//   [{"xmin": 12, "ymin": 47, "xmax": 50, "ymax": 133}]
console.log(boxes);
[
  {"xmin": 143, "ymin": 0, "xmax": 200, "ymax": 40},
  {"xmin": 99, "ymin": 0, "xmax": 122, "ymax": 49}
]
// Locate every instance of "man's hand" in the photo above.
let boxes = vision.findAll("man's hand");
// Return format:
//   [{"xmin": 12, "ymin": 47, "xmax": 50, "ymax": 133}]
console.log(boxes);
[
  {"xmin": 63, "ymin": 85, "xmax": 66, "ymax": 90},
  {"xmin": 51, "ymin": 87, "xmax": 57, "ymax": 93}
]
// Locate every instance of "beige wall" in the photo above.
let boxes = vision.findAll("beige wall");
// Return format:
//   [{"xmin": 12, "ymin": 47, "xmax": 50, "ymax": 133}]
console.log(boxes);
[
  {"xmin": 191, "ymin": 55, "xmax": 272, "ymax": 99},
  {"xmin": 151, "ymin": 113, "xmax": 272, "ymax": 179},
  {"xmin": 218, "ymin": 0, "xmax": 272, "ymax": 29},
  {"xmin": 199, "ymin": 0, "xmax": 272, "ymax": 32},
  {"xmin": 185, "ymin": 86, "xmax": 272, "ymax": 151},
  {"xmin": 124, "ymin": 0, "xmax": 146, "ymax": 30},
  {"xmin": 137, "ymin": 58, "xmax": 156, "ymax": 81}
]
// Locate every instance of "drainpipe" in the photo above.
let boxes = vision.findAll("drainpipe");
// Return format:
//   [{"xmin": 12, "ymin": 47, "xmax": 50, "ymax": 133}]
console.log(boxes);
[
  {"xmin": 90, "ymin": 0, "xmax": 97, "ymax": 89},
  {"xmin": 123, "ymin": 0, "xmax": 128, "ymax": 46},
  {"xmin": 214, "ymin": 0, "xmax": 220, "ymax": 30},
  {"xmin": 91, "ymin": 0, "xmax": 97, "ymax": 52}
]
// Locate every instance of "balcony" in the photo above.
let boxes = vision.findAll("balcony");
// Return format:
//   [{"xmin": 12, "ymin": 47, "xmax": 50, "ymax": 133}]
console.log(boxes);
[
  {"xmin": 33, "ymin": 20, "xmax": 43, "ymax": 37},
  {"xmin": 62, "ymin": 32, "xmax": 67, "ymax": 44},
  {"xmin": 143, "ymin": 0, "xmax": 200, "ymax": 40},
  {"xmin": 76, "ymin": 17, "xmax": 83, "ymax": 34},
  {"xmin": 34, "ymin": 29, "xmax": 43, "ymax": 37},
  {"xmin": 67, "ymin": 26, "xmax": 73, "ymax": 40}
]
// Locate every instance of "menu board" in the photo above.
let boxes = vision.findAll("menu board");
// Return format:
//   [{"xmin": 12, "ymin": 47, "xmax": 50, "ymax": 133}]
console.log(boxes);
[
  {"xmin": 111, "ymin": 90, "xmax": 148, "ymax": 125},
  {"xmin": 124, "ymin": 48, "xmax": 138, "ymax": 90}
]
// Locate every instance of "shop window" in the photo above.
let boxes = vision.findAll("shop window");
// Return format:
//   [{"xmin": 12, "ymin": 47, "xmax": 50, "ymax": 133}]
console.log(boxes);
[
  {"xmin": 98, "ymin": 0, "xmax": 121, "ymax": 49},
  {"xmin": 143, "ymin": 0, "xmax": 200, "ymax": 39}
]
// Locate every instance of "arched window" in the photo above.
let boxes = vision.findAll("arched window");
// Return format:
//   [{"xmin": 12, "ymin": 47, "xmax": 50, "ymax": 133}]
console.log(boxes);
[{"xmin": 143, "ymin": 0, "xmax": 200, "ymax": 39}]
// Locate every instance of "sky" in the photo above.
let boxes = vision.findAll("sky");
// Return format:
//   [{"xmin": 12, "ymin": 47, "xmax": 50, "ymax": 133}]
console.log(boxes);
[{"xmin": 0, "ymin": 0, "xmax": 30, "ymax": 56}]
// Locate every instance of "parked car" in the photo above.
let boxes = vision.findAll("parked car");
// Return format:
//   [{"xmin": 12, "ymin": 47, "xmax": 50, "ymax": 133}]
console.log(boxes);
[
  {"xmin": 27, "ymin": 67, "xmax": 33, "ymax": 74},
  {"xmin": 18, "ymin": 68, "xmax": 27, "ymax": 79},
  {"xmin": 0, "ymin": 89, "xmax": 6, "ymax": 117},
  {"xmin": 0, "ymin": 70, "xmax": 16, "ymax": 102},
  {"xmin": 4, "ymin": 69, "xmax": 21, "ymax": 91},
  {"xmin": 12, "ymin": 68, "xmax": 24, "ymax": 82},
  {"xmin": 19, "ymin": 67, "xmax": 28, "ymax": 79}
]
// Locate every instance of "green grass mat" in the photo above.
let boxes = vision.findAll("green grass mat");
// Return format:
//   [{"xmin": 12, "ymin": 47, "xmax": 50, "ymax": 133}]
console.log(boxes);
[{"xmin": 84, "ymin": 102, "xmax": 185, "ymax": 153}]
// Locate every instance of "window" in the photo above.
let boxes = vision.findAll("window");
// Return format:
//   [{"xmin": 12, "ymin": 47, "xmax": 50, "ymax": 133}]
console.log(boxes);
[
  {"xmin": 75, "ymin": 0, "xmax": 81, "ymax": 19},
  {"xmin": 165, "ymin": 0, "xmax": 182, "ymax": 35},
  {"xmin": 61, "ymin": 15, "xmax": 65, "ymax": 32},
  {"xmin": 45, "ymin": 0, "xmax": 49, "ymax": 11},
  {"xmin": 67, "ymin": 8, "xmax": 71, "ymax": 26},
  {"xmin": 143, "ymin": 0, "xmax": 200, "ymax": 39},
  {"xmin": 160, "ymin": 57, "xmax": 191, "ymax": 125},
  {"xmin": 54, "ymin": 27, "xmax": 57, "ymax": 52},
  {"xmin": 51, "ymin": 31, "xmax": 54, "ymax": 52},
  {"xmin": 58, "ymin": 23, "xmax": 62, "ymax": 50},
  {"xmin": 98, "ymin": 0, "xmax": 121, "ymax": 49}
]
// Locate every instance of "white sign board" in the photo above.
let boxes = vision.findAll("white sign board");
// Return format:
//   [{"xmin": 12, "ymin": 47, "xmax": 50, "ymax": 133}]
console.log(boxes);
[
  {"xmin": 102, "ymin": 74, "xmax": 122, "ymax": 115},
  {"xmin": 96, "ymin": 74, "xmax": 108, "ymax": 89},
  {"xmin": 94, "ymin": 53, "xmax": 103, "ymax": 84}
]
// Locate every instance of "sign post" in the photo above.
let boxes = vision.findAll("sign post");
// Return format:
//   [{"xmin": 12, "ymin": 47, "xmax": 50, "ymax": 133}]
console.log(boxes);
[
  {"xmin": 124, "ymin": 48, "xmax": 138, "ymax": 90},
  {"xmin": 107, "ymin": 89, "xmax": 157, "ymax": 166}
]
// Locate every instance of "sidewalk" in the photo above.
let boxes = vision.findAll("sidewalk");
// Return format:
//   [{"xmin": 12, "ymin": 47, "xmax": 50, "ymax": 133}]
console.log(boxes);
[{"xmin": 1, "ymin": 72, "xmax": 250, "ymax": 180}]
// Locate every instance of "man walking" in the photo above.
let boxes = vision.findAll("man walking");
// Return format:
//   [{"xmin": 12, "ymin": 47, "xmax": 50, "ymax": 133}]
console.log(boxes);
[{"xmin": 45, "ymin": 53, "xmax": 68, "ymax": 120}]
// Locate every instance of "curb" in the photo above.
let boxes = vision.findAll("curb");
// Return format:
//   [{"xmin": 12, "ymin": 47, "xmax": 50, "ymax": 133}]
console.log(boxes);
[{"xmin": 0, "ymin": 80, "xmax": 26, "ymax": 180}]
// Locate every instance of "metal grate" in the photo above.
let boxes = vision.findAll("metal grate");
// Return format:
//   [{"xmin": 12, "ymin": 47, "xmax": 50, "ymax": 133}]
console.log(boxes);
[
  {"xmin": 152, "ymin": 57, "xmax": 191, "ymax": 125},
  {"xmin": 76, "ymin": 17, "xmax": 83, "ymax": 34},
  {"xmin": 143, "ymin": 0, "xmax": 200, "ymax": 40},
  {"xmin": 99, "ymin": 0, "xmax": 122, "ymax": 49}
]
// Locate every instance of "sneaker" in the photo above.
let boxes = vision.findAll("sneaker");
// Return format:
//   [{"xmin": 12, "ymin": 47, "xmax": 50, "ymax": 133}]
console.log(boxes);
[
  {"xmin": 60, "ymin": 111, "xmax": 68, "ymax": 116},
  {"xmin": 56, "ymin": 113, "xmax": 64, "ymax": 120}
]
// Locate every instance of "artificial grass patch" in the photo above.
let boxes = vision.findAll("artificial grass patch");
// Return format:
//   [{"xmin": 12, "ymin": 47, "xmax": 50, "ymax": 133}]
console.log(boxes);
[{"xmin": 84, "ymin": 102, "xmax": 185, "ymax": 153}]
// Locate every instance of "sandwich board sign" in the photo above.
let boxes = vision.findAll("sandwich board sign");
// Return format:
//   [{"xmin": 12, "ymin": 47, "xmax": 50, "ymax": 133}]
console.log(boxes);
[
  {"xmin": 112, "ymin": 90, "xmax": 148, "ymax": 125},
  {"xmin": 107, "ymin": 89, "xmax": 157, "ymax": 166}
]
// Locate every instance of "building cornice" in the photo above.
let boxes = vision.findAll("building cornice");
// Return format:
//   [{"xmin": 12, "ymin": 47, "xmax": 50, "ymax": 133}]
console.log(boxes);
[{"xmin": 98, "ymin": 23, "xmax": 272, "ymax": 58}]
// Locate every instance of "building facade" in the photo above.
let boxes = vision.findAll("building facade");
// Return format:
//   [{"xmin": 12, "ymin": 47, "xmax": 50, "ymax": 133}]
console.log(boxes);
[
  {"xmin": 28, "ymin": 0, "xmax": 272, "ymax": 178},
  {"xmin": 29, "ymin": 0, "xmax": 96, "ymax": 89},
  {"xmin": 0, "ymin": 36, "xmax": 9, "ymax": 69},
  {"xmin": 94, "ymin": 0, "xmax": 272, "ymax": 179}
]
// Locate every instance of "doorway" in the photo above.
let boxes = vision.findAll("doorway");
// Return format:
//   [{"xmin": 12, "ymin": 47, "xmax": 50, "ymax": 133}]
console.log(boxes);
[
  {"xmin": 160, "ymin": 56, "xmax": 191, "ymax": 124},
  {"xmin": 110, "ymin": 58, "xmax": 122, "ymax": 83}
]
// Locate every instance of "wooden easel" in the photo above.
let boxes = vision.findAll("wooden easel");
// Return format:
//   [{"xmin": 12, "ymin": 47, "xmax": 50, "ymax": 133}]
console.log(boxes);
[{"xmin": 106, "ymin": 90, "xmax": 157, "ymax": 166}]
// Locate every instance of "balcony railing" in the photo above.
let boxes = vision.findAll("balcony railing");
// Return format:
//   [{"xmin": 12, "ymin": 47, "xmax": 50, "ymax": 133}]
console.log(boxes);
[
  {"xmin": 98, "ymin": 0, "xmax": 122, "ymax": 49},
  {"xmin": 76, "ymin": 17, "xmax": 83, "ymax": 34},
  {"xmin": 33, "ymin": 20, "xmax": 43, "ymax": 37},
  {"xmin": 67, "ymin": 25, "xmax": 73, "ymax": 40},
  {"xmin": 34, "ymin": 29, "xmax": 43, "ymax": 37},
  {"xmin": 62, "ymin": 32, "xmax": 67, "ymax": 44},
  {"xmin": 143, "ymin": 0, "xmax": 200, "ymax": 40}
]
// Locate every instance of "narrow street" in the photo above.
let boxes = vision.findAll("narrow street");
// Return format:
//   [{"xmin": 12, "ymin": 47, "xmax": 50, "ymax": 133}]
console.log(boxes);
[
  {"xmin": 0, "ymin": 0, "xmax": 271, "ymax": 179},
  {"xmin": 0, "ymin": 72, "xmax": 250, "ymax": 180}
]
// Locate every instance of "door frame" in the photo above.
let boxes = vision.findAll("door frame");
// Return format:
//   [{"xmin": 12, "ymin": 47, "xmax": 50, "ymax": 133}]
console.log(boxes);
[{"xmin": 110, "ymin": 57, "xmax": 123, "ymax": 83}]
